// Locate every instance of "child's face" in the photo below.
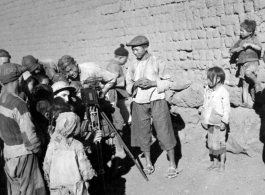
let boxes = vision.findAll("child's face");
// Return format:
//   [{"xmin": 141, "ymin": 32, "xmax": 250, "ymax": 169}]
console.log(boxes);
[
  {"xmin": 240, "ymin": 27, "xmax": 252, "ymax": 38},
  {"xmin": 207, "ymin": 76, "xmax": 220, "ymax": 88}
]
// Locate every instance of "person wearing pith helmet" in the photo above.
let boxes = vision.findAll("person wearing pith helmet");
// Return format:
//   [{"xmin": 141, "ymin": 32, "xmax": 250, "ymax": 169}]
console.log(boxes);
[
  {"xmin": 0, "ymin": 63, "xmax": 46, "ymax": 195},
  {"xmin": 52, "ymin": 81, "xmax": 75, "ymax": 103},
  {"xmin": 126, "ymin": 35, "xmax": 179, "ymax": 178},
  {"xmin": 0, "ymin": 49, "xmax": 11, "ymax": 65}
]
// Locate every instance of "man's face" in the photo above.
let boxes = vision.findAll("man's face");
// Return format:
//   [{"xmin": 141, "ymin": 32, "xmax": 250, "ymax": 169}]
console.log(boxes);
[
  {"xmin": 132, "ymin": 46, "xmax": 147, "ymax": 59},
  {"xmin": 0, "ymin": 57, "xmax": 10, "ymax": 65},
  {"xmin": 119, "ymin": 56, "xmax": 128, "ymax": 65},
  {"xmin": 65, "ymin": 63, "xmax": 79, "ymax": 79},
  {"xmin": 55, "ymin": 90, "xmax": 70, "ymax": 103},
  {"xmin": 240, "ymin": 27, "xmax": 252, "ymax": 38}
]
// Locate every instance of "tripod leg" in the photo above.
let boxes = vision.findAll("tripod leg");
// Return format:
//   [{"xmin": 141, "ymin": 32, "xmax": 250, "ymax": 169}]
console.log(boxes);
[{"xmin": 100, "ymin": 110, "xmax": 149, "ymax": 181}]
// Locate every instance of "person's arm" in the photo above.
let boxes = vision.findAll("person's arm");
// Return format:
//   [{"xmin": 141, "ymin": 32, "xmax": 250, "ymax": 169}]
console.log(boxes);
[
  {"xmin": 76, "ymin": 144, "xmax": 96, "ymax": 181},
  {"xmin": 126, "ymin": 63, "xmax": 135, "ymax": 95},
  {"xmin": 107, "ymin": 64, "xmax": 125, "ymax": 88},
  {"xmin": 230, "ymin": 40, "xmax": 243, "ymax": 54},
  {"xmin": 243, "ymin": 35, "xmax": 262, "ymax": 51},
  {"xmin": 43, "ymin": 142, "xmax": 55, "ymax": 187},
  {"xmin": 221, "ymin": 89, "xmax": 231, "ymax": 128},
  {"xmin": 111, "ymin": 106, "xmax": 124, "ymax": 131},
  {"xmin": 15, "ymin": 103, "xmax": 41, "ymax": 153}
]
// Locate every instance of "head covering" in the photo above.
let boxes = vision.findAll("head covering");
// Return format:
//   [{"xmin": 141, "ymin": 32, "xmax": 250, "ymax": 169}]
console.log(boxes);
[
  {"xmin": 0, "ymin": 49, "xmax": 11, "ymax": 58},
  {"xmin": 22, "ymin": 55, "xmax": 42, "ymax": 73},
  {"xmin": 0, "ymin": 63, "xmax": 26, "ymax": 84},
  {"xmin": 240, "ymin": 19, "xmax": 256, "ymax": 33},
  {"xmin": 114, "ymin": 44, "xmax": 129, "ymax": 56},
  {"xmin": 126, "ymin": 35, "xmax": 149, "ymax": 47},
  {"xmin": 52, "ymin": 81, "xmax": 75, "ymax": 95},
  {"xmin": 55, "ymin": 112, "xmax": 80, "ymax": 137}
]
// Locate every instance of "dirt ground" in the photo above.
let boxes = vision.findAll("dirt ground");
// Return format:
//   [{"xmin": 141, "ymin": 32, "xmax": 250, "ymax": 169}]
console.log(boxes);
[{"xmin": 1, "ymin": 131, "xmax": 265, "ymax": 195}]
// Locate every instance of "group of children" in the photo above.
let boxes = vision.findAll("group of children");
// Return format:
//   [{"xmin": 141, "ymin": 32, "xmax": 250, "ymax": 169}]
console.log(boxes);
[{"xmin": 0, "ymin": 18, "xmax": 263, "ymax": 194}]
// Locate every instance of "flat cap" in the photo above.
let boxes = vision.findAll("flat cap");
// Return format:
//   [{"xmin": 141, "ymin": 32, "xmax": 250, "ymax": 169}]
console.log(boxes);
[
  {"xmin": 0, "ymin": 49, "xmax": 11, "ymax": 58},
  {"xmin": 0, "ymin": 63, "xmax": 26, "ymax": 84},
  {"xmin": 126, "ymin": 35, "xmax": 149, "ymax": 47}
]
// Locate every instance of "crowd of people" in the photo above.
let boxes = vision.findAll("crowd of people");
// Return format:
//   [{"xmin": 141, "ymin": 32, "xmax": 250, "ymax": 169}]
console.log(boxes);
[{"xmin": 0, "ymin": 18, "xmax": 263, "ymax": 195}]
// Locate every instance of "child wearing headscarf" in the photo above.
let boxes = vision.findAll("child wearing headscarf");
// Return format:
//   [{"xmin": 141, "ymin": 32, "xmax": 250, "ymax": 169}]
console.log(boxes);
[{"xmin": 43, "ymin": 112, "xmax": 96, "ymax": 195}]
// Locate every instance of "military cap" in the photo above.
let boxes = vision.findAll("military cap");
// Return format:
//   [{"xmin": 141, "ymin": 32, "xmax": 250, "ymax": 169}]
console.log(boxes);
[
  {"xmin": 126, "ymin": 35, "xmax": 149, "ymax": 47},
  {"xmin": 0, "ymin": 63, "xmax": 26, "ymax": 84}
]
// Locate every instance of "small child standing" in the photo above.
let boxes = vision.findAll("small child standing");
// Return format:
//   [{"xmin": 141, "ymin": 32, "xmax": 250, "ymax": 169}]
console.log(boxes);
[
  {"xmin": 43, "ymin": 112, "xmax": 96, "ymax": 195},
  {"xmin": 230, "ymin": 19, "xmax": 262, "ymax": 108},
  {"xmin": 201, "ymin": 67, "xmax": 231, "ymax": 173}
]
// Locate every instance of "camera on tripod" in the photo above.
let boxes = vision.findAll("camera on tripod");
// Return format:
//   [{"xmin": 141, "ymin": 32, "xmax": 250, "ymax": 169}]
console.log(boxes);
[{"xmin": 80, "ymin": 76, "xmax": 103, "ymax": 107}]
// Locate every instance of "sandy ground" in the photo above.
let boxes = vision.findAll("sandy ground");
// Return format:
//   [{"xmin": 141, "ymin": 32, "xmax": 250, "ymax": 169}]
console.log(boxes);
[{"xmin": 1, "ymin": 132, "xmax": 265, "ymax": 195}]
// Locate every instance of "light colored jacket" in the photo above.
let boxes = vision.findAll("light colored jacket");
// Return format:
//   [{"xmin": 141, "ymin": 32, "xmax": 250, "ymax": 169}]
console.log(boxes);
[
  {"xmin": 201, "ymin": 85, "xmax": 230, "ymax": 125},
  {"xmin": 126, "ymin": 53, "xmax": 173, "ymax": 104}
]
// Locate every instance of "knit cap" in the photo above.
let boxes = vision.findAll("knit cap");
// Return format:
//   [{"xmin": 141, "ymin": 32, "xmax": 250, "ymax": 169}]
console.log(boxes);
[
  {"xmin": 114, "ymin": 44, "xmax": 129, "ymax": 56},
  {"xmin": 240, "ymin": 19, "xmax": 256, "ymax": 33}
]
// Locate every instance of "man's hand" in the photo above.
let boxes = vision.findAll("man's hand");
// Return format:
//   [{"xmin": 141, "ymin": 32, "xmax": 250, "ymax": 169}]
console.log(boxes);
[
  {"xmin": 138, "ymin": 78, "xmax": 157, "ymax": 89},
  {"xmin": 134, "ymin": 78, "xmax": 144, "ymax": 87}
]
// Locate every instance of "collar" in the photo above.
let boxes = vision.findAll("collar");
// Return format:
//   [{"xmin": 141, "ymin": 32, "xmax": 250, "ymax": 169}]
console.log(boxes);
[
  {"xmin": 109, "ymin": 59, "xmax": 121, "ymax": 65},
  {"xmin": 137, "ymin": 52, "xmax": 151, "ymax": 61}
]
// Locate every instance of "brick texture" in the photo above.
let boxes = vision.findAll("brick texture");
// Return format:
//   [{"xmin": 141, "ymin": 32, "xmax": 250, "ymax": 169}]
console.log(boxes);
[{"xmin": 1, "ymin": 0, "xmax": 265, "ymax": 82}]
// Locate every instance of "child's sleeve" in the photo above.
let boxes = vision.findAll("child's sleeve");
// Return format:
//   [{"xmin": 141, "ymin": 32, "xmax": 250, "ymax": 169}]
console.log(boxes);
[
  {"xmin": 76, "ymin": 144, "xmax": 96, "ymax": 181},
  {"xmin": 230, "ymin": 40, "xmax": 240, "ymax": 52},
  {"xmin": 221, "ymin": 89, "xmax": 231, "ymax": 124}
]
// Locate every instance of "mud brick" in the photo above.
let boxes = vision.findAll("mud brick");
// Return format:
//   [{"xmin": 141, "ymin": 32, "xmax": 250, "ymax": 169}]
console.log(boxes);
[
  {"xmin": 244, "ymin": 1, "xmax": 254, "ymax": 12},
  {"xmin": 234, "ymin": 3, "xmax": 245, "ymax": 14},
  {"xmin": 200, "ymin": 8, "xmax": 208, "ymax": 18},
  {"xmin": 225, "ymin": 4, "xmax": 234, "ymax": 15},
  {"xmin": 197, "ymin": 29, "xmax": 207, "ymax": 39},
  {"xmin": 190, "ymin": 30, "xmax": 198, "ymax": 40},
  {"xmin": 226, "ymin": 25, "xmax": 235, "ymax": 37},
  {"xmin": 208, "ymin": 38, "xmax": 221, "ymax": 49}
]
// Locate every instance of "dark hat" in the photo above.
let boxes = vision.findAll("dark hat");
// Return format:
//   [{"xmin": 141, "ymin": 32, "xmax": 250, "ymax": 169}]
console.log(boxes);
[
  {"xmin": 240, "ymin": 19, "xmax": 256, "ymax": 33},
  {"xmin": 126, "ymin": 35, "xmax": 149, "ymax": 47},
  {"xmin": 22, "ymin": 55, "xmax": 42, "ymax": 73},
  {"xmin": 114, "ymin": 44, "xmax": 129, "ymax": 56},
  {"xmin": 0, "ymin": 49, "xmax": 11, "ymax": 58},
  {"xmin": 0, "ymin": 63, "xmax": 26, "ymax": 84}
]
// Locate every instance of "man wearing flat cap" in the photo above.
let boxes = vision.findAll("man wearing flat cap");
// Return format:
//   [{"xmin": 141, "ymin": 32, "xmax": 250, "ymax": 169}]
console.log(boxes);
[
  {"xmin": 0, "ymin": 63, "xmax": 46, "ymax": 194},
  {"xmin": 126, "ymin": 35, "xmax": 178, "ymax": 178},
  {"xmin": 0, "ymin": 49, "xmax": 11, "ymax": 65}
]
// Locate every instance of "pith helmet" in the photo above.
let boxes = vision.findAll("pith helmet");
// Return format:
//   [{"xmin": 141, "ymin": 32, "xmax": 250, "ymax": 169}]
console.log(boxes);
[
  {"xmin": 52, "ymin": 81, "xmax": 75, "ymax": 95},
  {"xmin": 126, "ymin": 35, "xmax": 149, "ymax": 47}
]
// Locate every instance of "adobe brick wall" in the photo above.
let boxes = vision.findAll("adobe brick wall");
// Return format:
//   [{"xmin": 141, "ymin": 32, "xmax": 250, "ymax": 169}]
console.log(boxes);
[{"xmin": 1, "ymin": 0, "xmax": 265, "ymax": 82}]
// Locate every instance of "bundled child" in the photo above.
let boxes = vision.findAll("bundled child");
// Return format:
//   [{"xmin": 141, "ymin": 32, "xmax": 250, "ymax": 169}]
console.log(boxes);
[
  {"xmin": 200, "ymin": 67, "xmax": 231, "ymax": 173},
  {"xmin": 230, "ymin": 19, "xmax": 262, "ymax": 108},
  {"xmin": 43, "ymin": 112, "xmax": 97, "ymax": 195}
]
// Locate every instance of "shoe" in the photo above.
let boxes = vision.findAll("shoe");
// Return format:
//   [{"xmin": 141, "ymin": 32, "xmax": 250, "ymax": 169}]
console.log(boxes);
[
  {"xmin": 165, "ymin": 167, "xmax": 179, "ymax": 179},
  {"xmin": 143, "ymin": 165, "xmax": 155, "ymax": 175}
]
